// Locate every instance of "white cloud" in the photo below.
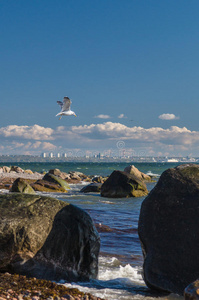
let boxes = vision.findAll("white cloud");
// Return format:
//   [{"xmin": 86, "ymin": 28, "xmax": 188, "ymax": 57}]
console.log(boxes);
[
  {"xmin": 118, "ymin": 114, "xmax": 127, "ymax": 119},
  {"xmin": 94, "ymin": 114, "xmax": 111, "ymax": 119},
  {"xmin": 0, "ymin": 124, "xmax": 54, "ymax": 140},
  {"xmin": 42, "ymin": 142, "xmax": 57, "ymax": 150},
  {"xmin": 159, "ymin": 113, "xmax": 179, "ymax": 120}
]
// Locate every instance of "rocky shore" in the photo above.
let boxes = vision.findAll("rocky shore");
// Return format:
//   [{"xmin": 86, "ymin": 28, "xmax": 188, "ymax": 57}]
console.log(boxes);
[
  {"xmin": 0, "ymin": 272, "xmax": 105, "ymax": 300},
  {"xmin": 0, "ymin": 164, "xmax": 152, "ymax": 197},
  {"xmin": 0, "ymin": 164, "xmax": 152, "ymax": 300}
]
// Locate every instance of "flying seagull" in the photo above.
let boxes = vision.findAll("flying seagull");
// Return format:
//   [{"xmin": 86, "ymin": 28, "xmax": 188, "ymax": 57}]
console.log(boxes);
[{"xmin": 56, "ymin": 96, "xmax": 77, "ymax": 120}]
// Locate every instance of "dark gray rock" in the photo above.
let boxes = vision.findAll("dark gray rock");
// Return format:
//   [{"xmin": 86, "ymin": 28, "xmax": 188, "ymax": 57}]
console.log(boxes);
[
  {"xmin": 92, "ymin": 176, "xmax": 107, "ymax": 184},
  {"xmin": 80, "ymin": 183, "xmax": 102, "ymax": 193},
  {"xmin": 138, "ymin": 164, "xmax": 199, "ymax": 295},
  {"xmin": 101, "ymin": 170, "xmax": 148, "ymax": 198},
  {"xmin": 0, "ymin": 193, "xmax": 100, "ymax": 282}
]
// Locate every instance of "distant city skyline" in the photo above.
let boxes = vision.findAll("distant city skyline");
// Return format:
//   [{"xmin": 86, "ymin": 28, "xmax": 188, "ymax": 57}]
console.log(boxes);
[{"xmin": 1, "ymin": 1, "xmax": 199, "ymax": 156}]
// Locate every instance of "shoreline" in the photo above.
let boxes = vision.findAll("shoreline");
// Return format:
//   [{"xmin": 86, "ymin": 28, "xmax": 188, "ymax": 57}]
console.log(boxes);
[{"xmin": 0, "ymin": 272, "xmax": 106, "ymax": 300}]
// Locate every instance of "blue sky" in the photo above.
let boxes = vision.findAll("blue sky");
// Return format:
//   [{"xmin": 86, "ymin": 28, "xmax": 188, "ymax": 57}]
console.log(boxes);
[{"xmin": 1, "ymin": 0, "xmax": 199, "ymax": 157}]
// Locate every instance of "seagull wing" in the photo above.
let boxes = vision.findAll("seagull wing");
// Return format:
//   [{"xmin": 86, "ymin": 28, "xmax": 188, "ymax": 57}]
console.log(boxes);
[
  {"xmin": 62, "ymin": 97, "xmax": 71, "ymax": 112},
  {"xmin": 57, "ymin": 101, "xmax": 63, "ymax": 110}
]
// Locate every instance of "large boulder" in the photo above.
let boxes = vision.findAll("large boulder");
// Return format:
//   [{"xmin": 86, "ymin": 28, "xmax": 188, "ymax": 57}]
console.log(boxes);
[
  {"xmin": 124, "ymin": 165, "xmax": 151, "ymax": 181},
  {"xmin": 0, "ymin": 193, "xmax": 100, "ymax": 282},
  {"xmin": 31, "ymin": 173, "xmax": 70, "ymax": 193},
  {"xmin": 43, "ymin": 173, "xmax": 70, "ymax": 191},
  {"xmin": 101, "ymin": 170, "xmax": 148, "ymax": 198},
  {"xmin": 49, "ymin": 168, "xmax": 69, "ymax": 180},
  {"xmin": 31, "ymin": 180, "xmax": 67, "ymax": 193},
  {"xmin": 10, "ymin": 178, "xmax": 36, "ymax": 194},
  {"xmin": 138, "ymin": 164, "xmax": 199, "ymax": 295}
]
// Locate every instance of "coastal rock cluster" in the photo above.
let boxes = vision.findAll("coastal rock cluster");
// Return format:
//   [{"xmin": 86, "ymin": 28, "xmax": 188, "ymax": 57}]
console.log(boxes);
[
  {"xmin": 0, "ymin": 164, "xmax": 151, "ymax": 198},
  {"xmin": 138, "ymin": 164, "xmax": 199, "ymax": 296},
  {"xmin": 0, "ymin": 166, "xmax": 92, "ymax": 192}
]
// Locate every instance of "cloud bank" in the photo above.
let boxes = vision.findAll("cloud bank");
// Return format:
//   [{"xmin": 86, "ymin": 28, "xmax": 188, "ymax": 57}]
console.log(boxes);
[{"xmin": 0, "ymin": 122, "xmax": 199, "ymax": 156}]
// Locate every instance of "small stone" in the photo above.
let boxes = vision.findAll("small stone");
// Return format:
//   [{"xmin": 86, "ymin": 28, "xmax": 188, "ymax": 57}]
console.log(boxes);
[{"xmin": 62, "ymin": 295, "xmax": 74, "ymax": 300}]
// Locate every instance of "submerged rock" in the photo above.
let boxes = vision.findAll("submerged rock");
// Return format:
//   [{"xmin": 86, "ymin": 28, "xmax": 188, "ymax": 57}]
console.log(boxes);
[
  {"xmin": 0, "ymin": 193, "xmax": 100, "ymax": 282},
  {"xmin": 101, "ymin": 170, "xmax": 148, "ymax": 198},
  {"xmin": 10, "ymin": 178, "xmax": 35, "ymax": 194},
  {"xmin": 80, "ymin": 182, "xmax": 102, "ymax": 193},
  {"xmin": 92, "ymin": 176, "xmax": 107, "ymax": 184},
  {"xmin": 138, "ymin": 164, "xmax": 199, "ymax": 295}
]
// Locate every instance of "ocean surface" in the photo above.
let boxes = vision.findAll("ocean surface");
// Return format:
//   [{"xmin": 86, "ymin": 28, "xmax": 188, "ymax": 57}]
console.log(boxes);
[{"xmin": 0, "ymin": 162, "xmax": 188, "ymax": 300}]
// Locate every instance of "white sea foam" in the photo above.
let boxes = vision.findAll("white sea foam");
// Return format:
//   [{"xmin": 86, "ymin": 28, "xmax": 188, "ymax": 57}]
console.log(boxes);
[
  {"xmin": 99, "ymin": 199, "xmax": 115, "ymax": 204},
  {"xmin": 146, "ymin": 171, "xmax": 160, "ymax": 177},
  {"xmin": 63, "ymin": 255, "xmax": 147, "ymax": 300},
  {"xmin": 0, "ymin": 189, "xmax": 9, "ymax": 194},
  {"xmin": 98, "ymin": 256, "xmax": 144, "ymax": 284}
]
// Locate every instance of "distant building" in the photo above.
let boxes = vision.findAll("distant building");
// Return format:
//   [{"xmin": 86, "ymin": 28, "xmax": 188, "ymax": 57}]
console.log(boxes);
[
  {"xmin": 49, "ymin": 152, "xmax": 54, "ymax": 158},
  {"xmin": 62, "ymin": 153, "xmax": 67, "ymax": 158},
  {"xmin": 57, "ymin": 153, "xmax": 61, "ymax": 158},
  {"xmin": 41, "ymin": 153, "xmax": 47, "ymax": 158}
]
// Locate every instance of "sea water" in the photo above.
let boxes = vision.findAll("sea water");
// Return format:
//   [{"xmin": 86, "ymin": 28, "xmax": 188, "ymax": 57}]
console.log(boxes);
[{"xmin": 0, "ymin": 162, "xmax": 186, "ymax": 299}]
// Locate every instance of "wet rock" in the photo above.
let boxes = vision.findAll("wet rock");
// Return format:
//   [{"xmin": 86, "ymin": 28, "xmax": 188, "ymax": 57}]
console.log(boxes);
[
  {"xmin": 43, "ymin": 173, "xmax": 70, "ymax": 191},
  {"xmin": 101, "ymin": 170, "xmax": 148, "ymax": 198},
  {"xmin": 92, "ymin": 176, "xmax": 107, "ymax": 184},
  {"xmin": 124, "ymin": 165, "xmax": 151, "ymax": 182},
  {"xmin": 31, "ymin": 179, "xmax": 68, "ymax": 193},
  {"xmin": 138, "ymin": 164, "xmax": 199, "ymax": 295},
  {"xmin": 68, "ymin": 172, "xmax": 82, "ymax": 181},
  {"xmin": 2, "ymin": 166, "xmax": 11, "ymax": 173},
  {"xmin": 10, "ymin": 178, "xmax": 36, "ymax": 194},
  {"xmin": 80, "ymin": 183, "xmax": 102, "ymax": 193},
  {"xmin": 69, "ymin": 171, "xmax": 91, "ymax": 182},
  {"xmin": 95, "ymin": 223, "xmax": 115, "ymax": 233},
  {"xmin": 24, "ymin": 169, "xmax": 34, "ymax": 175},
  {"xmin": 0, "ymin": 193, "xmax": 100, "ymax": 282},
  {"xmin": 184, "ymin": 279, "xmax": 199, "ymax": 300},
  {"xmin": 10, "ymin": 166, "xmax": 24, "ymax": 173},
  {"xmin": 49, "ymin": 169, "xmax": 69, "ymax": 180}
]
